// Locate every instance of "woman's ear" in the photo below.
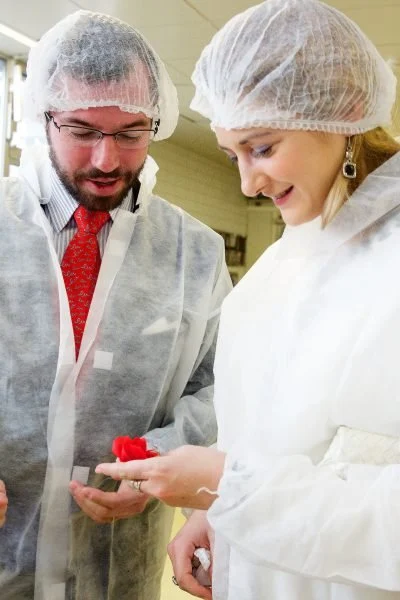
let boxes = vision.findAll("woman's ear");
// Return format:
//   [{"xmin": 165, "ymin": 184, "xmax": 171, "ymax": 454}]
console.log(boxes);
[{"xmin": 343, "ymin": 100, "xmax": 364, "ymax": 123}]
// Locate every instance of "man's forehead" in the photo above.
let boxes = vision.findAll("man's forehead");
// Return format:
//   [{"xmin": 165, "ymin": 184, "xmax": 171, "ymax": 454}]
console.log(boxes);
[
  {"xmin": 52, "ymin": 106, "xmax": 152, "ymax": 129},
  {"xmin": 54, "ymin": 63, "xmax": 155, "ymax": 117}
]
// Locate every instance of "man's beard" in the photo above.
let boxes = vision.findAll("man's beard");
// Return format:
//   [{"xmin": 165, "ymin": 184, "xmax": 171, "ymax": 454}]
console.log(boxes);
[{"xmin": 49, "ymin": 145, "xmax": 145, "ymax": 211}]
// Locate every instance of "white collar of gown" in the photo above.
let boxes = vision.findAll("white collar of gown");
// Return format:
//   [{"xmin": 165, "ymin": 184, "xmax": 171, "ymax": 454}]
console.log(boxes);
[{"xmin": 279, "ymin": 150, "xmax": 400, "ymax": 260}]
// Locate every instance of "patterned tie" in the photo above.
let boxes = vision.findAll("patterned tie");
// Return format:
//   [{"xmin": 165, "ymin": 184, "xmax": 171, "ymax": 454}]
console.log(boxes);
[{"xmin": 61, "ymin": 205, "xmax": 110, "ymax": 357}]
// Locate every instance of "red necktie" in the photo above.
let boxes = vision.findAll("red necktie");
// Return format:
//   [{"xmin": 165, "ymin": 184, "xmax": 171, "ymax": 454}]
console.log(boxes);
[{"xmin": 61, "ymin": 205, "xmax": 110, "ymax": 357}]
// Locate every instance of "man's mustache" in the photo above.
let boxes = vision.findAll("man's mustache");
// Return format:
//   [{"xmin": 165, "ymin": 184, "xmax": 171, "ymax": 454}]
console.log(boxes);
[{"xmin": 76, "ymin": 168, "xmax": 128, "ymax": 180}]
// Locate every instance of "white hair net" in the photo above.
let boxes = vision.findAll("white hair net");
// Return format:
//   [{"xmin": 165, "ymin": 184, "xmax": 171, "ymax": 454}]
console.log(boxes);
[
  {"xmin": 190, "ymin": 0, "xmax": 397, "ymax": 134},
  {"xmin": 23, "ymin": 10, "xmax": 179, "ymax": 140}
]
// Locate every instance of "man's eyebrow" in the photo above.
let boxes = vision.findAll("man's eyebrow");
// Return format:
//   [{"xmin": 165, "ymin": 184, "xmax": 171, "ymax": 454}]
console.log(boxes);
[{"xmin": 65, "ymin": 118, "xmax": 151, "ymax": 129}]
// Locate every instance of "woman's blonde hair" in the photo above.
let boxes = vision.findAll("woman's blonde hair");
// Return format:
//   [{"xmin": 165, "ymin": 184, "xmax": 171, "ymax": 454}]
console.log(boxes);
[{"xmin": 322, "ymin": 127, "xmax": 400, "ymax": 227}]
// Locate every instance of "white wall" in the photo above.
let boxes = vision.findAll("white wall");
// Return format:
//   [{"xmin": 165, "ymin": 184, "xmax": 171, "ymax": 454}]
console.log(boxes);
[
  {"xmin": 149, "ymin": 140, "xmax": 247, "ymax": 236},
  {"xmin": 246, "ymin": 205, "xmax": 285, "ymax": 269}
]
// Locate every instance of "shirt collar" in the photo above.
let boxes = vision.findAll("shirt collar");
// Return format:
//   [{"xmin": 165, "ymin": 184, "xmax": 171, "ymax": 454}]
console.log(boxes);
[{"xmin": 47, "ymin": 167, "xmax": 133, "ymax": 233}]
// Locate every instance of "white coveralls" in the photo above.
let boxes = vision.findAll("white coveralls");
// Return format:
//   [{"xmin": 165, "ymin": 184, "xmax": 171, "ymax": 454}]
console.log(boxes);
[
  {"xmin": 209, "ymin": 152, "xmax": 400, "ymax": 600},
  {"xmin": 0, "ymin": 147, "xmax": 232, "ymax": 600}
]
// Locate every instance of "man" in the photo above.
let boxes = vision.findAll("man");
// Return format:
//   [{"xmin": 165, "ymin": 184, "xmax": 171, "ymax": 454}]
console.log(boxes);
[{"xmin": 0, "ymin": 10, "xmax": 231, "ymax": 600}]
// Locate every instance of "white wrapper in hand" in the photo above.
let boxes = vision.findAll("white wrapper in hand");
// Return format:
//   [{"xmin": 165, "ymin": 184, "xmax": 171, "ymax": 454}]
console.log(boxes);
[{"xmin": 192, "ymin": 548, "xmax": 212, "ymax": 587}]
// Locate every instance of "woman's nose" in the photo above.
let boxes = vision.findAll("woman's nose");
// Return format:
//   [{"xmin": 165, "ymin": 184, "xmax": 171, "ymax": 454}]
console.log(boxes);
[{"xmin": 239, "ymin": 160, "xmax": 271, "ymax": 198}]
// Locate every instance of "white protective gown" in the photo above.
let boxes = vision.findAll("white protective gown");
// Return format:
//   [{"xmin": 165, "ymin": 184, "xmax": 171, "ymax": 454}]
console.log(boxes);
[
  {"xmin": 0, "ymin": 146, "xmax": 232, "ymax": 600},
  {"xmin": 209, "ymin": 151, "xmax": 400, "ymax": 600}
]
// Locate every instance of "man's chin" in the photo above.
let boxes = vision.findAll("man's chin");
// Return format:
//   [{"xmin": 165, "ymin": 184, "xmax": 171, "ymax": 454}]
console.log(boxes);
[
  {"xmin": 72, "ymin": 181, "xmax": 135, "ymax": 211},
  {"xmin": 75, "ymin": 193, "xmax": 127, "ymax": 212}
]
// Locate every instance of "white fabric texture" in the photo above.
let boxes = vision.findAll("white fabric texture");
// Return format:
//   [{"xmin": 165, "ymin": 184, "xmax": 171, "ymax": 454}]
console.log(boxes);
[
  {"xmin": 191, "ymin": 0, "xmax": 397, "ymax": 134},
  {"xmin": 320, "ymin": 427, "xmax": 400, "ymax": 467},
  {"xmin": 208, "ymin": 151, "xmax": 400, "ymax": 599},
  {"xmin": 0, "ymin": 145, "xmax": 232, "ymax": 599},
  {"xmin": 23, "ymin": 10, "xmax": 179, "ymax": 140}
]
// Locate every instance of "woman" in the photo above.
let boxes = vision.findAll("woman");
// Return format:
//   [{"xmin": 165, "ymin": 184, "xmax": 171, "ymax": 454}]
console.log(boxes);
[{"xmin": 96, "ymin": 0, "xmax": 400, "ymax": 598}]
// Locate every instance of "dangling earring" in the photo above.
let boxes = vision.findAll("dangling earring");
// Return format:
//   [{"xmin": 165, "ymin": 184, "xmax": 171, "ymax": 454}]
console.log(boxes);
[{"xmin": 342, "ymin": 137, "xmax": 357, "ymax": 179}]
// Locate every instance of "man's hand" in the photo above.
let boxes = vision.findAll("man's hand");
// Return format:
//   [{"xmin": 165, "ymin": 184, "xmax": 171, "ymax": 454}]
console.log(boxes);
[
  {"xmin": 69, "ymin": 480, "xmax": 149, "ymax": 523},
  {"xmin": 0, "ymin": 480, "xmax": 8, "ymax": 527},
  {"xmin": 96, "ymin": 445, "xmax": 225, "ymax": 509},
  {"xmin": 168, "ymin": 510, "xmax": 213, "ymax": 600}
]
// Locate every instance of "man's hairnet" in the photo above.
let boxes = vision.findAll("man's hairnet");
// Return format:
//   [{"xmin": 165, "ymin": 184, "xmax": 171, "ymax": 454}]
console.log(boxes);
[
  {"xmin": 23, "ymin": 10, "xmax": 179, "ymax": 140},
  {"xmin": 190, "ymin": 0, "xmax": 397, "ymax": 134}
]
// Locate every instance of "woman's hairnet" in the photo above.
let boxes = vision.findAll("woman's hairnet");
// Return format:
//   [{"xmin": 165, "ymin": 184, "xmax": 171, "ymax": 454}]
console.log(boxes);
[
  {"xmin": 23, "ymin": 10, "xmax": 179, "ymax": 140},
  {"xmin": 190, "ymin": 0, "xmax": 397, "ymax": 134}
]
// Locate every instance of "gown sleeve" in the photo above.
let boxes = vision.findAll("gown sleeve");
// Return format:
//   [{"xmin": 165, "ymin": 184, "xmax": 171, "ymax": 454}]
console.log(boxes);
[
  {"xmin": 145, "ymin": 238, "xmax": 232, "ymax": 453},
  {"xmin": 208, "ymin": 445, "xmax": 400, "ymax": 591}
]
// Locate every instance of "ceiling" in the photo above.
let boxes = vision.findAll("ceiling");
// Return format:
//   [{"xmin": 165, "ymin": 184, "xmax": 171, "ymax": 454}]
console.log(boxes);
[{"xmin": 0, "ymin": 0, "xmax": 399, "ymax": 164}]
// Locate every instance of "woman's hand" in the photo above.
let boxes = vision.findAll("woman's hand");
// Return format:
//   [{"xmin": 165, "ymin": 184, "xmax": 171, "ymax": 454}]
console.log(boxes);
[
  {"xmin": 0, "ymin": 480, "xmax": 8, "ymax": 527},
  {"xmin": 168, "ymin": 510, "xmax": 214, "ymax": 600},
  {"xmin": 96, "ymin": 445, "xmax": 226, "ymax": 509}
]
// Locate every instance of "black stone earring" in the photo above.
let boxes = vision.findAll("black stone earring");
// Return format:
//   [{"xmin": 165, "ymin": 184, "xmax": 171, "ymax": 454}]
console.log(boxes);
[{"xmin": 342, "ymin": 137, "xmax": 357, "ymax": 179}]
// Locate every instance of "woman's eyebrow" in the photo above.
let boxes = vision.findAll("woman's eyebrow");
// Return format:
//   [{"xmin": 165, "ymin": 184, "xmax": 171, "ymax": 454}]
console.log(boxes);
[
  {"xmin": 218, "ymin": 131, "xmax": 274, "ymax": 151},
  {"xmin": 238, "ymin": 131, "xmax": 273, "ymax": 145}
]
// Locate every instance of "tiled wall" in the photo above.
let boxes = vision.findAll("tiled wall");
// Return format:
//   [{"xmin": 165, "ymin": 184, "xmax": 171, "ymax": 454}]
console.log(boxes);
[{"xmin": 150, "ymin": 140, "xmax": 247, "ymax": 237}]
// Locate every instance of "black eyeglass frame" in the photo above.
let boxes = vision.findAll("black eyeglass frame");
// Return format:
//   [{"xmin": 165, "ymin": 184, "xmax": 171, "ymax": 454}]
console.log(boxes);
[{"xmin": 44, "ymin": 111, "xmax": 160, "ymax": 145}]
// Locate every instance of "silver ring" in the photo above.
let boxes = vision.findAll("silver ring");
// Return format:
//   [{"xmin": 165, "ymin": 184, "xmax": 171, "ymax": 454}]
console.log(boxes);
[
  {"xmin": 172, "ymin": 575, "xmax": 179, "ymax": 587},
  {"xmin": 131, "ymin": 479, "xmax": 143, "ymax": 492}
]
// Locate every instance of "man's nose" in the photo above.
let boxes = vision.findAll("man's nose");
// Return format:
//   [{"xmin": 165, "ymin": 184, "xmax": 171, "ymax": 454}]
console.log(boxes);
[{"xmin": 90, "ymin": 136, "xmax": 121, "ymax": 173}]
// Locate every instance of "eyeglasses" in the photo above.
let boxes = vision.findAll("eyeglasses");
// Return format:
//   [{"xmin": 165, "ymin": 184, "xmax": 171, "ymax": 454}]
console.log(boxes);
[{"xmin": 44, "ymin": 112, "xmax": 160, "ymax": 149}]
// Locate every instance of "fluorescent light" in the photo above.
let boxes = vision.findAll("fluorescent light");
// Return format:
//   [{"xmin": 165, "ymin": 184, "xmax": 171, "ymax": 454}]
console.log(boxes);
[{"xmin": 0, "ymin": 23, "xmax": 36, "ymax": 48}]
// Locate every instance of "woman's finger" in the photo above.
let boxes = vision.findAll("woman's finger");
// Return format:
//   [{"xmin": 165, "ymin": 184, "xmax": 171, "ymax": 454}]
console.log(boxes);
[{"xmin": 95, "ymin": 458, "xmax": 152, "ymax": 480}]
